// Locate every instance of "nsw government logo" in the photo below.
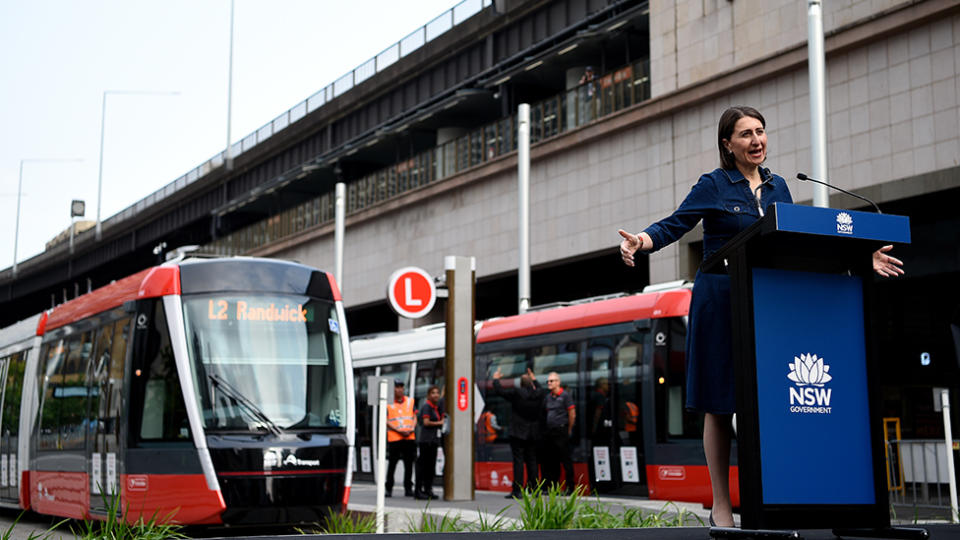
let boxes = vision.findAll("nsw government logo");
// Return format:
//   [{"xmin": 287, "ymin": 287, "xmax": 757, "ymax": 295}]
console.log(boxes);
[
  {"xmin": 836, "ymin": 212, "xmax": 853, "ymax": 235},
  {"xmin": 787, "ymin": 353, "xmax": 833, "ymax": 414}
]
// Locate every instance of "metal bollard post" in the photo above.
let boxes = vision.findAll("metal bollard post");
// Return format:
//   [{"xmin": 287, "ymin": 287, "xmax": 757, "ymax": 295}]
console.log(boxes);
[
  {"xmin": 941, "ymin": 389, "xmax": 958, "ymax": 523},
  {"xmin": 376, "ymin": 378, "xmax": 388, "ymax": 533}
]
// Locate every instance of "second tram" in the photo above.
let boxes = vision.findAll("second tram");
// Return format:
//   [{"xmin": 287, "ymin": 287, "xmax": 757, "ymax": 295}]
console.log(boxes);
[{"xmin": 350, "ymin": 283, "xmax": 738, "ymax": 506}]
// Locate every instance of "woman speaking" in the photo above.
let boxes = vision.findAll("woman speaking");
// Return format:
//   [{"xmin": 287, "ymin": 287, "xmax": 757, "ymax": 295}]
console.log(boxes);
[{"xmin": 617, "ymin": 106, "xmax": 904, "ymax": 527}]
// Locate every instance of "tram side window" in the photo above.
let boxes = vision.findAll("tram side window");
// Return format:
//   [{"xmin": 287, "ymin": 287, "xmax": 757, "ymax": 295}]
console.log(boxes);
[
  {"xmin": 414, "ymin": 359, "xmax": 443, "ymax": 408},
  {"xmin": 59, "ymin": 331, "xmax": 93, "ymax": 450},
  {"xmin": 354, "ymin": 368, "xmax": 375, "ymax": 449},
  {"xmin": 653, "ymin": 317, "xmax": 700, "ymax": 441},
  {"xmin": 615, "ymin": 333, "xmax": 645, "ymax": 436},
  {"xmin": 477, "ymin": 352, "xmax": 525, "ymax": 446},
  {"xmin": 585, "ymin": 338, "xmax": 614, "ymax": 443},
  {"xmin": 380, "ymin": 362, "xmax": 414, "ymax": 402},
  {"xmin": 1, "ymin": 351, "xmax": 26, "ymax": 450},
  {"xmin": 134, "ymin": 301, "xmax": 190, "ymax": 443},
  {"xmin": 38, "ymin": 340, "xmax": 66, "ymax": 450},
  {"xmin": 532, "ymin": 343, "xmax": 580, "ymax": 444},
  {"xmin": 90, "ymin": 317, "xmax": 130, "ymax": 450}
]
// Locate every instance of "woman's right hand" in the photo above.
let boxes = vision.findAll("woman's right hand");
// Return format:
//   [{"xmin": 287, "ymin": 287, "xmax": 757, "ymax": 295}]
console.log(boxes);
[{"xmin": 618, "ymin": 229, "xmax": 642, "ymax": 267}]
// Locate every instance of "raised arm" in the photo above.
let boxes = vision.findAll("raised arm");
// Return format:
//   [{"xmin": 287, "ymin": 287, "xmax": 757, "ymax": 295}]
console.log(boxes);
[{"xmin": 617, "ymin": 174, "xmax": 718, "ymax": 267}]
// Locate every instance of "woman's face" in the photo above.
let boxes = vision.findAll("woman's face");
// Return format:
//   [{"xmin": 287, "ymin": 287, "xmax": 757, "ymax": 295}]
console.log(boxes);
[{"xmin": 723, "ymin": 116, "xmax": 766, "ymax": 170}]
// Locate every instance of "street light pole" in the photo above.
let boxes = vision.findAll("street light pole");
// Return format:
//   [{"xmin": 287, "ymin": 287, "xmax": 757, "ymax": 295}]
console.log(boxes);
[
  {"xmin": 95, "ymin": 90, "xmax": 179, "ymax": 241},
  {"xmin": 225, "ymin": 0, "xmax": 235, "ymax": 171},
  {"xmin": 14, "ymin": 158, "xmax": 82, "ymax": 276}
]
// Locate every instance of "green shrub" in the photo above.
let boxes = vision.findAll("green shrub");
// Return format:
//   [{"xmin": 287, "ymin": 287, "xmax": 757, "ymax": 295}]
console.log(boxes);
[
  {"xmin": 473, "ymin": 506, "xmax": 513, "ymax": 532},
  {"xmin": 516, "ymin": 480, "xmax": 583, "ymax": 530},
  {"xmin": 1, "ymin": 511, "xmax": 65, "ymax": 540},
  {"xmin": 298, "ymin": 510, "xmax": 377, "ymax": 534},
  {"xmin": 72, "ymin": 491, "xmax": 185, "ymax": 540},
  {"xmin": 407, "ymin": 505, "xmax": 470, "ymax": 533}
]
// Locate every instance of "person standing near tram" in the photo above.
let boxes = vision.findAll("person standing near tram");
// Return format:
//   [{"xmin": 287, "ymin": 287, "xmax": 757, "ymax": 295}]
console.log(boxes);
[
  {"xmin": 493, "ymin": 366, "xmax": 547, "ymax": 498},
  {"xmin": 415, "ymin": 385, "xmax": 445, "ymax": 500},
  {"xmin": 384, "ymin": 379, "xmax": 416, "ymax": 497},
  {"xmin": 542, "ymin": 371, "xmax": 576, "ymax": 494},
  {"xmin": 617, "ymin": 106, "xmax": 904, "ymax": 527}
]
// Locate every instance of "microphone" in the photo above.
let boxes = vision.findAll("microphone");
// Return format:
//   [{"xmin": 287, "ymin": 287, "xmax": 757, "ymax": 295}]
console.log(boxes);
[
  {"xmin": 754, "ymin": 167, "xmax": 775, "ymax": 217},
  {"xmin": 796, "ymin": 173, "xmax": 882, "ymax": 214}
]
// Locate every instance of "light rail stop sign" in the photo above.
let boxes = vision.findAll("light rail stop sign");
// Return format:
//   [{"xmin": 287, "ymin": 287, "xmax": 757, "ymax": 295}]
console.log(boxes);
[{"xmin": 387, "ymin": 266, "xmax": 436, "ymax": 319}]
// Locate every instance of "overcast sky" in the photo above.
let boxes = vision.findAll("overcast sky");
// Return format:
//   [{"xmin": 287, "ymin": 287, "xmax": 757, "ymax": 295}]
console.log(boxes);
[{"xmin": 0, "ymin": 0, "xmax": 463, "ymax": 270}]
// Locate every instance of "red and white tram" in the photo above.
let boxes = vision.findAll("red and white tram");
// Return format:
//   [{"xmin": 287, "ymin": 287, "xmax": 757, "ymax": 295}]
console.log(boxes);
[
  {"xmin": 0, "ymin": 257, "xmax": 354, "ymax": 525},
  {"xmin": 351, "ymin": 283, "xmax": 739, "ymax": 507}
]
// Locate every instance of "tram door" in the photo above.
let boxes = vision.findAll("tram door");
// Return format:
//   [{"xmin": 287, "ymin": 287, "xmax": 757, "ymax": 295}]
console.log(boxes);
[
  {"xmin": 87, "ymin": 317, "xmax": 130, "ymax": 513},
  {"xmin": 0, "ymin": 352, "xmax": 27, "ymax": 503},
  {"xmin": 585, "ymin": 327, "xmax": 648, "ymax": 495}
]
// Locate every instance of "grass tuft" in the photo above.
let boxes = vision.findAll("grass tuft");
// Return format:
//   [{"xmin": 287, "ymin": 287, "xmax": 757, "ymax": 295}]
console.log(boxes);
[
  {"xmin": 297, "ymin": 509, "xmax": 378, "ymax": 534},
  {"xmin": 516, "ymin": 480, "xmax": 583, "ymax": 530},
  {"xmin": 72, "ymin": 490, "xmax": 185, "ymax": 540},
  {"xmin": 406, "ymin": 503, "xmax": 470, "ymax": 533}
]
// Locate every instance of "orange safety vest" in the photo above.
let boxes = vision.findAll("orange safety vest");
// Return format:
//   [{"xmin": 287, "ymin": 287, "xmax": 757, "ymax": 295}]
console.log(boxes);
[
  {"xmin": 478, "ymin": 411, "xmax": 497, "ymax": 443},
  {"xmin": 386, "ymin": 395, "xmax": 416, "ymax": 442},
  {"xmin": 623, "ymin": 401, "xmax": 639, "ymax": 432}
]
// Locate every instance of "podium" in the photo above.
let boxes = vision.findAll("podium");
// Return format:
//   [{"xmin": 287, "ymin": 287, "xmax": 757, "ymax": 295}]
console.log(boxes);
[{"xmin": 701, "ymin": 203, "xmax": 923, "ymax": 537}]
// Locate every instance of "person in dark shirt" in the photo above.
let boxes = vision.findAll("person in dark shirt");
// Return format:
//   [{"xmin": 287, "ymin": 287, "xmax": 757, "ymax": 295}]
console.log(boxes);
[
  {"xmin": 542, "ymin": 371, "xmax": 576, "ymax": 494},
  {"xmin": 493, "ymin": 366, "xmax": 547, "ymax": 498},
  {"xmin": 415, "ymin": 385, "xmax": 444, "ymax": 500}
]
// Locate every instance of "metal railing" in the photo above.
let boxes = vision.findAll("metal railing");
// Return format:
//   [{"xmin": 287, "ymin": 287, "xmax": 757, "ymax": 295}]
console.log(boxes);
[
  {"xmin": 204, "ymin": 60, "xmax": 651, "ymax": 256},
  {"xmin": 887, "ymin": 439, "xmax": 960, "ymax": 512},
  {"xmin": 108, "ymin": 0, "xmax": 492, "ymax": 228}
]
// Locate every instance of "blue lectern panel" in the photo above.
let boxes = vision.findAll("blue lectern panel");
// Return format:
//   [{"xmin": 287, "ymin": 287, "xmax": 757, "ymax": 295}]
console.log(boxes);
[
  {"xmin": 773, "ymin": 203, "xmax": 911, "ymax": 243},
  {"xmin": 752, "ymin": 268, "xmax": 875, "ymax": 505}
]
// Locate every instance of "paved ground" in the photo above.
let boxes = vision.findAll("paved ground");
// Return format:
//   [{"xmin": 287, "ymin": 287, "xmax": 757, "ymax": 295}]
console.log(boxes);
[{"xmin": 0, "ymin": 508, "xmax": 76, "ymax": 540}]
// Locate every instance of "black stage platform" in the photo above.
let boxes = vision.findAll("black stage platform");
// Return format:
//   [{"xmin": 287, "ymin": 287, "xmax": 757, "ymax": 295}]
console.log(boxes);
[{"xmin": 208, "ymin": 524, "xmax": 960, "ymax": 539}]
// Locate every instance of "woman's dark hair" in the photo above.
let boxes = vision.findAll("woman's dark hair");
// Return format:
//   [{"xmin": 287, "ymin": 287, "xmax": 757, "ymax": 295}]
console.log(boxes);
[{"xmin": 718, "ymin": 106, "xmax": 766, "ymax": 169}]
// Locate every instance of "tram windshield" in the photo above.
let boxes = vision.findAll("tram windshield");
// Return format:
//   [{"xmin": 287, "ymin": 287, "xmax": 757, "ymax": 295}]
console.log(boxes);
[{"xmin": 182, "ymin": 293, "xmax": 347, "ymax": 432}]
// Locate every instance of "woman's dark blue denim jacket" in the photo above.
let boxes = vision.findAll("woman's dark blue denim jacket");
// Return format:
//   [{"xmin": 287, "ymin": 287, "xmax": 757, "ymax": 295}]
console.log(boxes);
[{"xmin": 643, "ymin": 167, "xmax": 793, "ymax": 259}]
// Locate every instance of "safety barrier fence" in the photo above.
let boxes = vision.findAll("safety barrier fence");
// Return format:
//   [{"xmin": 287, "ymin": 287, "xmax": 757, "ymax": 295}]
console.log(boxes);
[
  {"xmin": 887, "ymin": 438, "xmax": 959, "ymax": 515},
  {"xmin": 204, "ymin": 60, "xmax": 650, "ymax": 256}
]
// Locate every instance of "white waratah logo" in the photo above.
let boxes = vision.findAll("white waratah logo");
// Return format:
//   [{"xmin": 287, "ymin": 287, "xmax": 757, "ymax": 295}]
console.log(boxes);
[
  {"xmin": 787, "ymin": 353, "xmax": 833, "ymax": 414},
  {"xmin": 788, "ymin": 353, "xmax": 832, "ymax": 386},
  {"xmin": 836, "ymin": 212, "xmax": 854, "ymax": 235}
]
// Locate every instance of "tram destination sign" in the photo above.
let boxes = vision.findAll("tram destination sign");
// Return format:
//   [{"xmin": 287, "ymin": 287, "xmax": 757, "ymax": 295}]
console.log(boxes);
[{"xmin": 207, "ymin": 299, "xmax": 314, "ymax": 323}]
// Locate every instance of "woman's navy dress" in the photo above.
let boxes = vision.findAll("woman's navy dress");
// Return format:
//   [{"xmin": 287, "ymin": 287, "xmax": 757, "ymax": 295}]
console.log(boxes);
[{"xmin": 643, "ymin": 167, "xmax": 793, "ymax": 414}]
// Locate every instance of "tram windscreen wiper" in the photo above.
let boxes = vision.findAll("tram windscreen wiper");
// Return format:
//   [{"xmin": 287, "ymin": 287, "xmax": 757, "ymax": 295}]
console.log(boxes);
[{"xmin": 208, "ymin": 373, "xmax": 283, "ymax": 436}]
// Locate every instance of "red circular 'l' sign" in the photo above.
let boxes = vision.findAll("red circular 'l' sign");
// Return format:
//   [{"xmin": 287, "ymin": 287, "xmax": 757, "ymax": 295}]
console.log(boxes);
[{"xmin": 387, "ymin": 267, "xmax": 436, "ymax": 319}]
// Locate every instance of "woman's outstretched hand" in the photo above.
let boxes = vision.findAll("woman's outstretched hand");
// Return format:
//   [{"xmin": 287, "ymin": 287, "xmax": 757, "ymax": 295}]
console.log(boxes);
[
  {"xmin": 618, "ymin": 229, "xmax": 641, "ymax": 267},
  {"xmin": 873, "ymin": 245, "xmax": 905, "ymax": 277}
]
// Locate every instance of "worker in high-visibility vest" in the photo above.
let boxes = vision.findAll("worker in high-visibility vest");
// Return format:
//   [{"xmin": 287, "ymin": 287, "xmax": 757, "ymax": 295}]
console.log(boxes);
[
  {"xmin": 385, "ymin": 379, "xmax": 416, "ymax": 497},
  {"xmin": 623, "ymin": 401, "xmax": 639, "ymax": 433},
  {"xmin": 478, "ymin": 408, "xmax": 500, "ymax": 443}
]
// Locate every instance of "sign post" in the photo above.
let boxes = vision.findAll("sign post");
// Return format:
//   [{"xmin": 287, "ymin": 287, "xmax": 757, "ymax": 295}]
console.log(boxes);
[{"xmin": 444, "ymin": 256, "xmax": 475, "ymax": 501}]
